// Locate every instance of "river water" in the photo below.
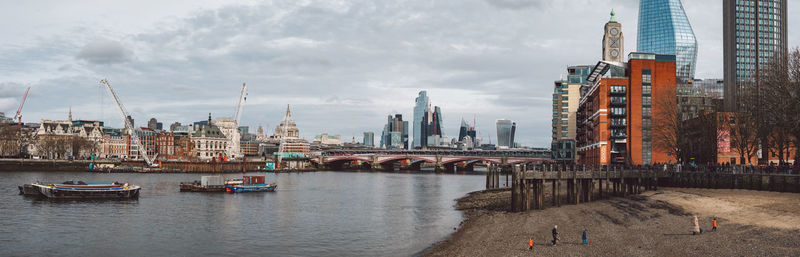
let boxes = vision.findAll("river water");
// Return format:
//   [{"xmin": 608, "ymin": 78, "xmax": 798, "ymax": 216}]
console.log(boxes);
[{"xmin": 0, "ymin": 171, "xmax": 484, "ymax": 256}]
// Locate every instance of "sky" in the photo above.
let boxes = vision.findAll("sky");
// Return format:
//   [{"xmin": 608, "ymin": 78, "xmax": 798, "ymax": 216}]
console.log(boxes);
[{"xmin": 0, "ymin": 0, "xmax": 798, "ymax": 148}]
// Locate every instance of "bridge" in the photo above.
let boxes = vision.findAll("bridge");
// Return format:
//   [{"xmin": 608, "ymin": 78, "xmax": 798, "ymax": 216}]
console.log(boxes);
[{"xmin": 310, "ymin": 149, "xmax": 552, "ymax": 172}]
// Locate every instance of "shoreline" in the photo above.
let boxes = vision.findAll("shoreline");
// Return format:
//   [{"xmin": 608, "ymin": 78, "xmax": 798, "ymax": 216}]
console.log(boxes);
[{"xmin": 424, "ymin": 187, "xmax": 800, "ymax": 256}]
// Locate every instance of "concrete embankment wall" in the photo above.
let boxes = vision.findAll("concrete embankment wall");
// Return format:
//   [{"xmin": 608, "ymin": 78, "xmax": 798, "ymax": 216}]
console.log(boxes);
[
  {"xmin": 0, "ymin": 159, "xmax": 270, "ymax": 173},
  {"xmin": 0, "ymin": 159, "xmax": 99, "ymax": 172},
  {"xmin": 659, "ymin": 172, "xmax": 800, "ymax": 193}
]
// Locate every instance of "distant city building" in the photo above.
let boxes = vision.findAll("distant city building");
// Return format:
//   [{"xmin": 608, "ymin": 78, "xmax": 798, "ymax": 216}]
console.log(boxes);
[
  {"xmin": 156, "ymin": 122, "xmax": 163, "ymax": 131},
  {"xmin": 723, "ymin": 0, "xmax": 788, "ymax": 111},
  {"xmin": 381, "ymin": 114, "xmax": 408, "ymax": 149},
  {"xmin": 274, "ymin": 105, "xmax": 300, "ymax": 140},
  {"xmin": 413, "ymin": 91, "xmax": 445, "ymax": 148},
  {"xmin": 170, "ymin": 122, "xmax": 181, "ymax": 132},
  {"xmin": 126, "ymin": 115, "xmax": 134, "ymax": 128},
  {"xmin": 313, "ymin": 133, "xmax": 342, "ymax": 145},
  {"xmin": 457, "ymin": 118, "xmax": 477, "ymax": 149},
  {"xmin": 495, "ymin": 119, "xmax": 516, "ymax": 149},
  {"xmin": 148, "ymin": 118, "xmax": 158, "ymax": 131},
  {"xmin": 363, "ymin": 132, "xmax": 374, "ymax": 147},
  {"xmin": 413, "ymin": 91, "xmax": 429, "ymax": 148},
  {"xmin": 637, "ymin": 0, "xmax": 698, "ymax": 83}
]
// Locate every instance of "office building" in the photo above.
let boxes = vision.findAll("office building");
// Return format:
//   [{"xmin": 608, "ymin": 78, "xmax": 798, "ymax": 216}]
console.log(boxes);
[
  {"xmin": 495, "ymin": 119, "xmax": 516, "ymax": 149},
  {"xmin": 637, "ymin": 0, "xmax": 697, "ymax": 83},
  {"xmin": 363, "ymin": 132, "xmax": 374, "ymax": 147},
  {"xmin": 723, "ymin": 0, "xmax": 788, "ymax": 111},
  {"xmin": 413, "ymin": 91, "xmax": 429, "ymax": 148},
  {"xmin": 381, "ymin": 114, "xmax": 408, "ymax": 149}
]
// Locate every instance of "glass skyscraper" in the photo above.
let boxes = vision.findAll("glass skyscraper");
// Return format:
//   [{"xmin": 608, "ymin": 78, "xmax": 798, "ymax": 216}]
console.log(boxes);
[
  {"xmin": 413, "ymin": 91, "xmax": 429, "ymax": 148},
  {"xmin": 496, "ymin": 119, "xmax": 516, "ymax": 149},
  {"xmin": 637, "ymin": 0, "xmax": 697, "ymax": 83},
  {"xmin": 723, "ymin": 0, "xmax": 788, "ymax": 111}
]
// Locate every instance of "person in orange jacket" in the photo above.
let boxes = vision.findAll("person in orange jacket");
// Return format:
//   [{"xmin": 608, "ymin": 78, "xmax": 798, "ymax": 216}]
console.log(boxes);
[
  {"xmin": 528, "ymin": 235, "xmax": 534, "ymax": 250},
  {"xmin": 712, "ymin": 218, "xmax": 718, "ymax": 232}
]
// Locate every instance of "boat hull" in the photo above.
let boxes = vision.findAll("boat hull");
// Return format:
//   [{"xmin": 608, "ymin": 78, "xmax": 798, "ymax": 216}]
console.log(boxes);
[
  {"xmin": 18, "ymin": 184, "xmax": 42, "ymax": 196},
  {"xmin": 34, "ymin": 184, "xmax": 140, "ymax": 199},
  {"xmin": 225, "ymin": 184, "xmax": 277, "ymax": 193}
]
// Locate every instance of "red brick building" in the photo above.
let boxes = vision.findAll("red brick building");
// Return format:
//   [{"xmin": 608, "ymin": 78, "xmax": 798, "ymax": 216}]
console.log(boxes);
[{"xmin": 578, "ymin": 53, "xmax": 677, "ymax": 166}]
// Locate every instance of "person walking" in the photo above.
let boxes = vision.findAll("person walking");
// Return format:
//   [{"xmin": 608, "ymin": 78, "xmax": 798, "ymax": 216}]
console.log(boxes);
[
  {"xmin": 712, "ymin": 218, "xmax": 718, "ymax": 232},
  {"xmin": 528, "ymin": 236, "xmax": 534, "ymax": 250},
  {"xmin": 552, "ymin": 225, "xmax": 559, "ymax": 246},
  {"xmin": 692, "ymin": 215, "xmax": 701, "ymax": 235},
  {"xmin": 581, "ymin": 229, "xmax": 588, "ymax": 245}
]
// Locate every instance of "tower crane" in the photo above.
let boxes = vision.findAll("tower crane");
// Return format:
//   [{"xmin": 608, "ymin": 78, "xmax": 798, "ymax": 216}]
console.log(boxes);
[
  {"xmin": 13, "ymin": 87, "xmax": 30, "ymax": 127},
  {"xmin": 228, "ymin": 83, "xmax": 247, "ymax": 159},
  {"xmin": 100, "ymin": 79, "xmax": 157, "ymax": 167}
]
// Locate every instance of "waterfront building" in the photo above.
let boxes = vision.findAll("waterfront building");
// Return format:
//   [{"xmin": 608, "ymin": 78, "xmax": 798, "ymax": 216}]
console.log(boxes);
[
  {"xmin": 579, "ymin": 52, "xmax": 677, "ymax": 166},
  {"xmin": 274, "ymin": 105, "xmax": 300, "ymax": 140},
  {"xmin": 363, "ymin": 132, "xmax": 374, "ymax": 147},
  {"xmin": 381, "ymin": 114, "xmax": 408, "ymax": 149},
  {"xmin": 313, "ymin": 133, "xmax": 342, "ymax": 145},
  {"xmin": 495, "ymin": 119, "xmax": 516, "ymax": 149},
  {"xmin": 723, "ymin": 0, "xmax": 788, "ymax": 111},
  {"xmin": 213, "ymin": 117, "xmax": 242, "ymax": 158},
  {"xmin": 135, "ymin": 128, "xmax": 157, "ymax": 159},
  {"xmin": 413, "ymin": 91, "xmax": 430, "ymax": 148},
  {"xmin": 102, "ymin": 128, "xmax": 129, "ymax": 159},
  {"xmin": 637, "ymin": 0, "xmax": 697, "ymax": 83},
  {"xmin": 192, "ymin": 114, "xmax": 228, "ymax": 160}
]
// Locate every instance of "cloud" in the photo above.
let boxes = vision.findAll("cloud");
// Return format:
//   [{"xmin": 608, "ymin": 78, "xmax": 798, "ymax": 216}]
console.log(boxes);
[
  {"xmin": 76, "ymin": 40, "xmax": 131, "ymax": 64},
  {"xmin": 484, "ymin": 0, "xmax": 547, "ymax": 9}
]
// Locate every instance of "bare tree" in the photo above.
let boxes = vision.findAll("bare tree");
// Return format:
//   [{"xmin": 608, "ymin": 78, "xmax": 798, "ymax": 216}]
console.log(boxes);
[
  {"xmin": 0, "ymin": 124, "xmax": 21, "ymax": 157},
  {"xmin": 723, "ymin": 112, "xmax": 759, "ymax": 165},
  {"xmin": 652, "ymin": 87, "xmax": 690, "ymax": 163}
]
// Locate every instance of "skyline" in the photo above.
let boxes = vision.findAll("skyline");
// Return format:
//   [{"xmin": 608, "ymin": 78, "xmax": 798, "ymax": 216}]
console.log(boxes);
[{"xmin": 1, "ymin": 0, "xmax": 799, "ymax": 148}]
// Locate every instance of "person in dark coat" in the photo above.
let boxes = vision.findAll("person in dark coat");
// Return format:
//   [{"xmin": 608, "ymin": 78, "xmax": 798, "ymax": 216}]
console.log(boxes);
[
  {"xmin": 581, "ymin": 229, "xmax": 588, "ymax": 245},
  {"xmin": 552, "ymin": 225, "xmax": 559, "ymax": 246}
]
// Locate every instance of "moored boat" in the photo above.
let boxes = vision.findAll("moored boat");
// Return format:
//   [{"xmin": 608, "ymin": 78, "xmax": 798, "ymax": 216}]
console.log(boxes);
[
  {"xmin": 30, "ymin": 181, "xmax": 141, "ymax": 199},
  {"xmin": 225, "ymin": 175, "xmax": 277, "ymax": 193},
  {"xmin": 226, "ymin": 182, "xmax": 277, "ymax": 193}
]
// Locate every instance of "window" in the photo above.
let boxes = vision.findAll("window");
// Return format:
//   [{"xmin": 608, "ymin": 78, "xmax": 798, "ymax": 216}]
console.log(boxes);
[
  {"xmin": 562, "ymin": 96, "xmax": 568, "ymax": 101},
  {"xmin": 562, "ymin": 126, "xmax": 568, "ymax": 131},
  {"xmin": 562, "ymin": 114, "xmax": 568, "ymax": 118},
  {"xmin": 562, "ymin": 120, "xmax": 568, "ymax": 125},
  {"xmin": 561, "ymin": 133, "xmax": 568, "ymax": 137}
]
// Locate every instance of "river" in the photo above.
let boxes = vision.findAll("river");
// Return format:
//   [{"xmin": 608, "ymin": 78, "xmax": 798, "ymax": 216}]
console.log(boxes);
[{"xmin": 0, "ymin": 171, "xmax": 484, "ymax": 256}]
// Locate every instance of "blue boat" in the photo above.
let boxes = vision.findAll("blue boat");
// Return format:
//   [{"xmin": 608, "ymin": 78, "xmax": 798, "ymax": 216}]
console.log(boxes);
[{"xmin": 226, "ymin": 182, "xmax": 277, "ymax": 193}]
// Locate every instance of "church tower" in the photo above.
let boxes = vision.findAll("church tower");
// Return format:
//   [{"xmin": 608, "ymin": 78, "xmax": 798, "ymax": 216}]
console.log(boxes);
[{"xmin": 602, "ymin": 10, "xmax": 624, "ymax": 62}]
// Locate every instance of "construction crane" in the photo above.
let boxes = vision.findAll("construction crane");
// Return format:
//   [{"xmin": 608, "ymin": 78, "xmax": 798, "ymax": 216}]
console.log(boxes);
[
  {"xmin": 100, "ymin": 79, "xmax": 157, "ymax": 168},
  {"xmin": 13, "ymin": 87, "xmax": 30, "ymax": 127},
  {"xmin": 227, "ymin": 83, "xmax": 247, "ymax": 159}
]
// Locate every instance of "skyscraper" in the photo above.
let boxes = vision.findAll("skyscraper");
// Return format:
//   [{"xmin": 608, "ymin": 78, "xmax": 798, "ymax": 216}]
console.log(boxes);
[
  {"xmin": 381, "ymin": 114, "xmax": 408, "ymax": 149},
  {"xmin": 723, "ymin": 0, "xmax": 788, "ymax": 111},
  {"xmin": 496, "ymin": 119, "xmax": 516, "ymax": 149},
  {"xmin": 363, "ymin": 132, "xmax": 374, "ymax": 147},
  {"xmin": 413, "ymin": 90, "xmax": 445, "ymax": 148},
  {"xmin": 413, "ymin": 91, "xmax": 429, "ymax": 148},
  {"xmin": 637, "ymin": 0, "xmax": 697, "ymax": 83}
]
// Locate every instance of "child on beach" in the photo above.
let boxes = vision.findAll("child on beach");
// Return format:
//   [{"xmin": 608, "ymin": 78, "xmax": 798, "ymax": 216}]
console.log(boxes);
[
  {"xmin": 712, "ymin": 218, "xmax": 717, "ymax": 232},
  {"xmin": 581, "ymin": 229, "xmax": 588, "ymax": 245},
  {"xmin": 529, "ymin": 236, "xmax": 534, "ymax": 250}
]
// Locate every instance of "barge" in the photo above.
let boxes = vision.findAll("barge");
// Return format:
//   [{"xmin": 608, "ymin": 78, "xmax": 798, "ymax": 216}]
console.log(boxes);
[{"xmin": 20, "ymin": 181, "xmax": 141, "ymax": 199}]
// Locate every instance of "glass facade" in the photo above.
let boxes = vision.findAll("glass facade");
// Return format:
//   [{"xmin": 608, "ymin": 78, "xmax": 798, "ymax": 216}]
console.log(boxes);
[
  {"xmin": 412, "ymin": 91, "xmax": 429, "ymax": 148},
  {"xmin": 637, "ymin": 0, "xmax": 697, "ymax": 83},
  {"xmin": 496, "ymin": 119, "xmax": 516, "ymax": 148},
  {"xmin": 723, "ymin": 0, "xmax": 787, "ymax": 111}
]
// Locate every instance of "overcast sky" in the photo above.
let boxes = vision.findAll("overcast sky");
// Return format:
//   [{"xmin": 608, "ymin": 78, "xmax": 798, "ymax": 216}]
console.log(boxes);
[{"xmin": 0, "ymin": 0, "xmax": 797, "ymax": 147}]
